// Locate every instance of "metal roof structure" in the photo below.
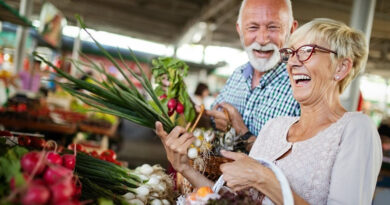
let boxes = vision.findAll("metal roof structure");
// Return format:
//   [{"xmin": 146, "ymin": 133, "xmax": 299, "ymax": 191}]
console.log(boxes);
[{"xmin": 3, "ymin": 0, "xmax": 390, "ymax": 76}]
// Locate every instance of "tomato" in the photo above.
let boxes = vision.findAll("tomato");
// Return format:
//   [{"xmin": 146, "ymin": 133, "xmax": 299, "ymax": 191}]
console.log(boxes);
[
  {"xmin": 90, "ymin": 151, "xmax": 99, "ymax": 158},
  {"xmin": 31, "ymin": 138, "xmax": 46, "ymax": 149},
  {"xmin": 67, "ymin": 144, "xmax": 84, "ymax": 152},
  {"xmin": 18, "ymin": 136, "xmax": 31, "ymax": 146},
  {"xmin": 101, "ymin": 149, "xmax": 116, "ymax": 160}
]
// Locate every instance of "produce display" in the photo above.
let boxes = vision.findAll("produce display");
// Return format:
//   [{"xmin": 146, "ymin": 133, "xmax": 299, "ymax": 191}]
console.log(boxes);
[{"xmin": 0, "ymin": 140, "xmax": 81, "ymax": 205}]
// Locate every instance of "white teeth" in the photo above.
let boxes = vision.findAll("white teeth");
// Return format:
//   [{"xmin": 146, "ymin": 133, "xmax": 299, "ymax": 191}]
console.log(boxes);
[{"xmin": 292, "ymin": 75, "xmax": 311, "ymax": 81}]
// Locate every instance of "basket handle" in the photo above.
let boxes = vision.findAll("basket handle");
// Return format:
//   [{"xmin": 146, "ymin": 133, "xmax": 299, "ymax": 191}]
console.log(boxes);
[{"xmin": 212, "ymin": 157, "xmax": 294, "ymax": 205}]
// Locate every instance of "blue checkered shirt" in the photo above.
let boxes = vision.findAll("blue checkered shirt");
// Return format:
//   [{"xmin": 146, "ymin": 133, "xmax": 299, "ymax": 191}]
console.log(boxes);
[{"xmin": 213, "ymin": 62, "xmax": 300, "ymax": 137}]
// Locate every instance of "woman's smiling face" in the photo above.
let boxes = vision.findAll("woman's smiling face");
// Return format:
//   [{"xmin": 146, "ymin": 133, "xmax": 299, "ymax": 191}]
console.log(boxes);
[{"xmin": 286, "ymin": 40, "xmax": 338, "ymax": 105}]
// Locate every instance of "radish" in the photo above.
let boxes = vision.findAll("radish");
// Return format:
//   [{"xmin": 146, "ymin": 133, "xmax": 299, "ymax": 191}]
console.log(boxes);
[
  {"xmin": 47, "ymin": 152, "xmax": 63, "ymax": 165},
  {"xmin": 176, "ymin": 102, "xmax": 184, "ymax": 114},
  {"xmin": 21, "ymin": 183, "xmax": 50, "ymax": 205},
  {"xmin": 159, "ymin": 94, "xmax": 167, "ymax": 100},
  {"xmin": 21, "ymin": 152, "xmax": 46, "ymax": 175},
  {"xmin": 62, "ymin": 154, "xmax": 76, "ymax": 170},
  {"xmin": 50, "ymin": 179, "xmax": 75, "ymax": 203},
  {"xmin": 167, "ymin": 99, "xmax": 177, "ymax": 111},
  {"xmin": 43, "ymin": 165, "xmax": 72, "ymax": 184}
]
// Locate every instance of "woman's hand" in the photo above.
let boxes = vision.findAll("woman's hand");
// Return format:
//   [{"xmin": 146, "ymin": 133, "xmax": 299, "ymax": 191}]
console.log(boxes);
[
  {"xmin": 220, "ymin": 150, "xmax": 270, "ymax": 191},
  {"xmin": 218, "ymin": 103, "xmax": 248, "ymax": 136},
  {"xmin": 155, "ymin": 122, "xmax": 194, "ymax": 172}
]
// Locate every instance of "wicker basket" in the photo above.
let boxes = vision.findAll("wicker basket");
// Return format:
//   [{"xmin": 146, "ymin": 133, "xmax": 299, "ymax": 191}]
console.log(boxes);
[
  {"xmin": 191, "ymin": 155, "xmax": 233, "ymax": 181},
  {"xmin": 176, "ymin": 155, "xmax": 233, "ymax": 194}
]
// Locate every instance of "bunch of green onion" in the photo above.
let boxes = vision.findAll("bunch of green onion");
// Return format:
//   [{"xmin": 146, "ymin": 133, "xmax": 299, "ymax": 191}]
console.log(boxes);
[{"xmin": 34, "ymin": 16, "xmax": 174, "ymax": 132}]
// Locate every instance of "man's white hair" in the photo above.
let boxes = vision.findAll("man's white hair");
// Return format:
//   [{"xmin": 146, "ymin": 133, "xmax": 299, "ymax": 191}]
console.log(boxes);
[{"xmin": 237, "ymin": 0, "xmax": 294, "ymax": 31}]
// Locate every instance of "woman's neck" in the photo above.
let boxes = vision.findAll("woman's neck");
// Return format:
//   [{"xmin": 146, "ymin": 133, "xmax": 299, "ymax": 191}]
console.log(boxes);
[{"xmin": 289, "ymin": 93, "xmax": 347, "ymax": 142}]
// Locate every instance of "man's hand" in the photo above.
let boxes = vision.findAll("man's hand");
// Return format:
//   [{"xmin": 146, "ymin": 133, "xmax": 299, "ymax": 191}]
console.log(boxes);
[
  {"xmin": 155, "ymin": 122, "xmax": 195, "ymax": 172},
  {"xmin": 204, "ymin": 105, "xmax": 231, "ymax": 132},
  {"xmin": 218, "ymin": 103, "xmax": 248, "ymax": 136}
]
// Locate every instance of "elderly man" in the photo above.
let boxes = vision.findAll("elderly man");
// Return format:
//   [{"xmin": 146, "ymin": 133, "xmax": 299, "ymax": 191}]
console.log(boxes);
[
  {"xmin": 156, "ymin": 0, "xmax": 300, "ymax": 149},
  {"xmin": 207, "ymin": 0, "xmax": 300, "ymax": 147}
]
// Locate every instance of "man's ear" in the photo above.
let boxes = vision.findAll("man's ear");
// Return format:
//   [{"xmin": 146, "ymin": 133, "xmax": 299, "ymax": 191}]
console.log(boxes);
[
  {"xmin": 290, "ymin": 20, "xmax": 298, "ymax": 34},
  {"xmin": 334, "ymin": 58, "xmax": 353, "ymax": 81},
  {"xmin": 236, "ymin": 23, "xmax": 242, "ymax": 36}
]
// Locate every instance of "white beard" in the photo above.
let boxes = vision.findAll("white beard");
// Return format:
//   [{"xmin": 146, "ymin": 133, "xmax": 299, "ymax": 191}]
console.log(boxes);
[{"xmin": 244, "ymin": 42, "xmax": 281, "ymax": 72}]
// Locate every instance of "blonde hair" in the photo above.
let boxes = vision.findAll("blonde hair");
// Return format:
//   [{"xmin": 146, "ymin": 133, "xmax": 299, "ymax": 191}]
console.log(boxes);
[{"xmin": 287, "ymin": 18, "xmax": 368, "ymax": 93}]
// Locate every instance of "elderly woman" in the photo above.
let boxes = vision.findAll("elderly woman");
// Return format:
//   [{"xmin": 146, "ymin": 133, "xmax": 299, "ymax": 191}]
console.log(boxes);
[{"xmin": 155, "ymin": 18, "xmax": 382, "ymax": 205}]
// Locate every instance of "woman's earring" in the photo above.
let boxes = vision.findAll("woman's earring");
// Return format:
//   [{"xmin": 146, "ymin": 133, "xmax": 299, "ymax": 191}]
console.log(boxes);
[{"xmin": 335, "ymin": 75, "xmax": 340, "ymax": 80}]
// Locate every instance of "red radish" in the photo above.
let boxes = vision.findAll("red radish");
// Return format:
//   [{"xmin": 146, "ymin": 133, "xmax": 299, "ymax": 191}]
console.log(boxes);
[
  {"xmin": 47, "ymin": 152, "xmax": 63, "ymax": 165},
  {"xmin": 168, "ymin": 109, "xmax": 174, "ymax": 116},
  {"xmin": 167, "ymin": 98, "xmax": 177, "ymax": 111},
  {"xmin": 62, "ymin": 154, "xmax": 76, "ymax": 170},
  {"xmin": 43, "ymin": 166, "xmax": 72, "ymax": 184},
  {"xmin": 50, "ymin": 179, "xmax": 75, "ymax": 203},
  {"xmin": 176, "ymin": 102, "xmax": 185, "ymax": 114},
  {"xmin": 21, "ymin": 152, "xmax": 45, "ymax": 175},
  {"xmin": 21, "ymin": 183, "xmax": 50, "ymax": 205},
  {"xmin": 159, "ymin": 94, "xmax": 167, "ymax": 100}
]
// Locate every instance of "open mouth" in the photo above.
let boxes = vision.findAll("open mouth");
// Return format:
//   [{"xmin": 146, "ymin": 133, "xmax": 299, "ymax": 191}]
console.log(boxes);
[
  {"xmin": 292, "ymin": 74, "xmax": 311, "ymax": 86},
  {"xmin": 253, "ymin": 49, "xmax": 274, "ymax": 57}
]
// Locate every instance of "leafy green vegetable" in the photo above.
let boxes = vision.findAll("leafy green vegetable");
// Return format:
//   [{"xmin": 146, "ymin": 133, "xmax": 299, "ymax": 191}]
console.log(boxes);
[
  {"xmin": 0, "ymin": 145, "xmax": 28, "ymax": 198},
  {"xmin": 152, "ymin": 57, "xmax": 196, "ymax": 124}
]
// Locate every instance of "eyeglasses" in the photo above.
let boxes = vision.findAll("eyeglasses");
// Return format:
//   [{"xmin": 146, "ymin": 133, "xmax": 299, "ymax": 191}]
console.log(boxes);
[{"xmin": 279, "ymin": 44, "xmax": 337, "ymax": 63}]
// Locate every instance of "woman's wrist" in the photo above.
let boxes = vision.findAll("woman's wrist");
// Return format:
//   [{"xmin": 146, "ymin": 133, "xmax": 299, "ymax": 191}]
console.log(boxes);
[{"xmin": 253, "ymin": 167, "xmax": 284, "ymax": 205}]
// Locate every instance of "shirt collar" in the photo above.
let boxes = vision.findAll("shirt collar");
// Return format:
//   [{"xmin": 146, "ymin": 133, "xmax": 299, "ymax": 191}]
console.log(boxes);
[{"xmin": 242, "ymin": 62, "xmax": 253, "ymax": 79}]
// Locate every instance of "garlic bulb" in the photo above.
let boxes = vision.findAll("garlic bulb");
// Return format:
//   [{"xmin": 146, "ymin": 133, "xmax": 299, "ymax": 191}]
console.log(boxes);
[
  {"xmin": 204, "ymin": 130, "xmax": 215, "ymax": 142},
  {"xmin": 194, "ymin": 139, "xmax": 202, "ymax": 147},
  {"xmin": 187, "ymin": 147, "xmax": 198, "ymax": 159}
]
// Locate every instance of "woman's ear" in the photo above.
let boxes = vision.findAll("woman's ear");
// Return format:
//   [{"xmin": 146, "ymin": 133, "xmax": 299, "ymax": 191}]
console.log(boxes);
[{"xmin": 334, "ymin": 58, "xmax": 353, "ymax": 81}]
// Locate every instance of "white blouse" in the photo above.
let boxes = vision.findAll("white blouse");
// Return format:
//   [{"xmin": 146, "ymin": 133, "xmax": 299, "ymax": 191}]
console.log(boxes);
[{"xmin": 249, "ymin": 112, "xmax": 382, "ymax": 205}]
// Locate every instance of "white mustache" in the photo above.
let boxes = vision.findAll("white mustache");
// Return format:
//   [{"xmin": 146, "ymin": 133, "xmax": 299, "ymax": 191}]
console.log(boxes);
[{"xmin": 247, "ymin": 42, "xmax": 279, "ymax": 52}]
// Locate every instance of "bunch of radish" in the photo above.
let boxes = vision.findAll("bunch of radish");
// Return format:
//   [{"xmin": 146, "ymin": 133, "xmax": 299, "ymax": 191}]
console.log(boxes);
[
  {"xmin": 167, "ymin": 98, "xmax": 184, "ymax": 116},
  {"xmin": 11, "ymin": 149, "xmax": 81, "ymax": 205}
]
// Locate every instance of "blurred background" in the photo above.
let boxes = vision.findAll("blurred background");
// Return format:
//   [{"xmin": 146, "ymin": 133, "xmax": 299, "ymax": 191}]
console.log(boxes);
[{"xmin": 0, "ymin": 0, "xmax": 390, "ymax": 203}]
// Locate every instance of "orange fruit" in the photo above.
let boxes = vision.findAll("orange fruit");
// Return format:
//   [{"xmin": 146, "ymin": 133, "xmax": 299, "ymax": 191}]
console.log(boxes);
[{"xmin": 196, "ymin": 186, "xmax": 213, "ymax": 197}]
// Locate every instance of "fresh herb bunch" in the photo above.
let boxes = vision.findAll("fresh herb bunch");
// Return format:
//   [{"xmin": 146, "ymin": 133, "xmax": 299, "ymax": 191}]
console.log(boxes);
[
  {"xmin": 152, "ymin": 57, "xmax": 196, "ymax": 125},
  {"xmin": 34, "ymin": 15, "xmax": 175, "ymax": 132}
]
